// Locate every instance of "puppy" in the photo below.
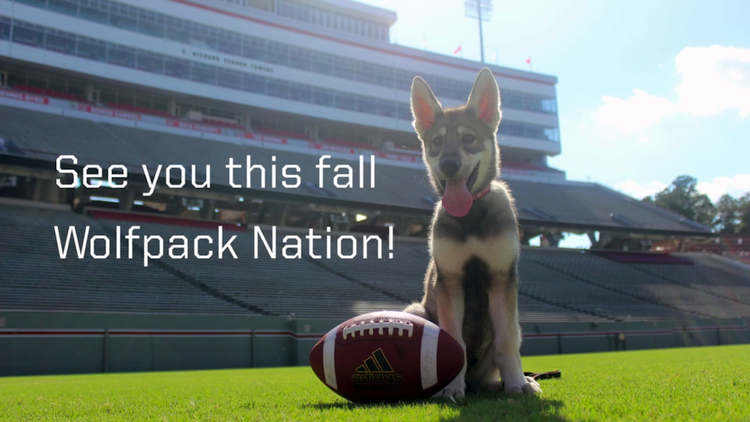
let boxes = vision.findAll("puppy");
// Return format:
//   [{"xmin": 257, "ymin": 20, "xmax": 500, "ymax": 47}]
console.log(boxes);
[{"xmin": 404, "ymin": 68, "xmax": 541, "ymax": 401}]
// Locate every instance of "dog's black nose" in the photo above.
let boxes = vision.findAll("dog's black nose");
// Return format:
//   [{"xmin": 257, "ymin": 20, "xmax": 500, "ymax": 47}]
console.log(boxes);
[{"xmin": 440, "ymin": 157, "xmax": 461, "ymax": 177}]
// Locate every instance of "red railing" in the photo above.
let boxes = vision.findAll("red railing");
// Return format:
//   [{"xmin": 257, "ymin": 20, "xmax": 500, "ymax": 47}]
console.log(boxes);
[
  {"xmin": 105, "ymin": 102, "xmax": 173, "ymax": 118},
  {"xmin": 255, "ymin": 127, "xmax": 312, "ymax": 141},
  {"xmin": 202, "ymin": 118, "xmax": 241, "ymax": 129},
  {"xmin": 12, "ymin": 84, "xmax": 87, "ymax": 103}
]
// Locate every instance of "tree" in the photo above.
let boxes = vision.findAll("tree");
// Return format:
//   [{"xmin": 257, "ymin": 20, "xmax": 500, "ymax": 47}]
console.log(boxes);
[
  {"xmin": 738, "ymin": 192, "xmax": 750, "ymax": 234},
  {"xmin": 643, "ymin": 175, "xmax": 716, "ymax": 228},
  {"xmin": 715, "ymin": 194, "xmax": 741, "ymax": 233}
]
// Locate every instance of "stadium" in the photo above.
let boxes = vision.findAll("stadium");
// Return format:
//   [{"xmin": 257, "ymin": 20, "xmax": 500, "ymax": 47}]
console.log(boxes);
[{"xmin": 0, "ymin": 0, "xmax": 749, "ymax": 419}]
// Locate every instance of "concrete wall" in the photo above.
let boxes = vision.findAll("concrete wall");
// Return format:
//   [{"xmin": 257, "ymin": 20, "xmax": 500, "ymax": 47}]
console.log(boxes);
[{"xmin": 0, "ymin": 311, "xmax": 748, "ymax": 377}]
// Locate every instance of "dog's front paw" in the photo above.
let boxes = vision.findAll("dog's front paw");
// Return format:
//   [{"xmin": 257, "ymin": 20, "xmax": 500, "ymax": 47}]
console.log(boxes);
[
  {"xmin": 434, "ymin": 377, "xmax": 466, "ymax": 404},
  {"xmin": 504, "ymin": 376, "xmax": 542, "ymax": 394}
]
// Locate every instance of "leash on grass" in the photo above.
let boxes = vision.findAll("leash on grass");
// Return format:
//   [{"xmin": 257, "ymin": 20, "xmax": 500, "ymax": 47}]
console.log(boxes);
[{"xmin": 524, "ymin": 370, "xmax": 562, "ymax": 380}]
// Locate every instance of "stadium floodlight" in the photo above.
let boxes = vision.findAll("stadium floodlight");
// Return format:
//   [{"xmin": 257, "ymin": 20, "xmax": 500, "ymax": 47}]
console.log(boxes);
[{"xmin": 465, "ymin": 0, "xmax": 493, "ymax": 63}]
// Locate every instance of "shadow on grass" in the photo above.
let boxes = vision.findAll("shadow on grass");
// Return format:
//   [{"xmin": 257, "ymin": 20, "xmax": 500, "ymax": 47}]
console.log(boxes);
[{"xmin": 304, "ymin": 390, "xmax": 567, "ymax": 422}]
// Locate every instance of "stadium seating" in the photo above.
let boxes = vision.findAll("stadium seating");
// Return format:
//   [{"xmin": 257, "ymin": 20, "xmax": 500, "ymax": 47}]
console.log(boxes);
[
  {"xmin": 0, "ymin": 203, "xmax": 248, "ymax": 314},
  {"xmin": 525, "ymin": 248, "xmax": 750, "ymax": 320},
  {"xmin": 0, "ymin": 105, "xmax": 715, "ymax": 234},
  {"xmin": 93, "ymin": 218, "xmax": 407, "ymax": 318},
  {"xmin": 2, "ymin": 201, "xmax": 749, "ymax": 321}
]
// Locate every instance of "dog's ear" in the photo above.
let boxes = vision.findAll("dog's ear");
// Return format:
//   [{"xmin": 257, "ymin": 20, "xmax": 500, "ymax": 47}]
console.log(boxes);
[
  {"xmin": 411, "ymin": 77, "xmax": 443, "ymax": 137},
  {"xmin": 466, "ymin": 68, "xmax": 501, "ymax": 130}
]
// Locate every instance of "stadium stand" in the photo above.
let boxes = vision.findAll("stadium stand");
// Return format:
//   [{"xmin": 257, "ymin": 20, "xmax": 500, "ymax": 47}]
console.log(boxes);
[
  {"xmin": 0, "ymin": 105, "xmax": 714, "ymax": 235},
  {"xmin": 90, "ymin": 219, "xmax": 408, "ymax": 318},
  {"xmin": 86, "ymin": 208, "xmax": 620, "ymax": 321},
  {"xmin": 2, "ymin": 200, "xmax": 747, "ymax": 322},
  {"xmin": 0, "ymin": 203, "xmax": 248, "ymax": 314},
  {"xmin": 525, "ymin": 248, "xmax": 750, "ymax": 320}
]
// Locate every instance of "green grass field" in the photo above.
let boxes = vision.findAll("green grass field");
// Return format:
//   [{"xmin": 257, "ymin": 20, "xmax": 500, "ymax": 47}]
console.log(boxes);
[{"xmin": 1, "ymin": 345, "xmax": 748, "ymax": 421}]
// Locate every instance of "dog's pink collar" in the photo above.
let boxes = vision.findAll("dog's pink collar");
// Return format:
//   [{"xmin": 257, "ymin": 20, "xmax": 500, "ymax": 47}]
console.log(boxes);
[{"xmin": 472, "ymin": 185, "xmax": 491, "ymax": 200}]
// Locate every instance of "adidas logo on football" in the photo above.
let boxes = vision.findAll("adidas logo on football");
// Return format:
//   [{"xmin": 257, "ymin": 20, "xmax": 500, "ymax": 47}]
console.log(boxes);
[{"xmin": 351, "ymin": 348, "xmax": 403, "ymax": 385}]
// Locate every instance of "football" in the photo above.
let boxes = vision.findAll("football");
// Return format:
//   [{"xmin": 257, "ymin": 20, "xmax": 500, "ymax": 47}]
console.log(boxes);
[{"xmin": 309, "ymin": 311, "xmax": 464, "ymax": 402}]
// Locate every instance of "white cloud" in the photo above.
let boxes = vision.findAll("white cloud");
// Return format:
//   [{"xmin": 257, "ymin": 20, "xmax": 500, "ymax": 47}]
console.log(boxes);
[
  {"xmin": 697, "ymin": 174, "xmax": 750, "ymax": 202},
  {"xmin": 593, "ymin": 45, "xmax": 750, "ymax": 133},
  {"xmin": 615, "ymin": 180, "xmax": 668, "ymax": 199},
  {"xmin": 594, "ymin": 89, "xmax": 678, "ymax": 134},
  {"xmin": 676, "ymin": 46, "xmax": 750, "ymax": 117}
]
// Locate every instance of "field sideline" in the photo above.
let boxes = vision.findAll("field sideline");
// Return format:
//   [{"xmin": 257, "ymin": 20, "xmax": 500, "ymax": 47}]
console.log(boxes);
[{"xmin": 1, "ymin": 345, "xmax": 748, "ymax": 421}]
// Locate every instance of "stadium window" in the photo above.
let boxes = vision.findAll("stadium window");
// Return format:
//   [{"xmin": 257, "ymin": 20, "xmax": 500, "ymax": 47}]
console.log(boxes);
[
  {"xmin": 544, "ymin": 128, "xmax": 560, "ymax": 142},
  {"xmin": 136, "ymin": 52, "xmax": 163, "ymax": 74},
  {"xmin": 47, "ymin": 0, "xmax": 78, "ymax": 17},
  {"xmin": 79, "ymin": 4, "xmax": 108, "ymax": 24},
  {"xmin": 244, "ymin": 74, "xmax": 266, "ymax": 94},
  {"xmin": 266, "ymin": 79, "xmax": 289, "ymax": 98},
  {"xmin": 164, "ymin": 58, "xmax": 190, "ymax": 78},
  {"xmin": 311, "ymin": 55, "xmax": 332, "ymax": 74},
  {"xmin": 16, "ymin": 0, "xmax": 48, "ymax": 8},
  {"xmin": 109, "ymin": 13, "xmax": 136, "ymax": 31},
  {"xmin": 45, "ymin": 31, "xmax": 76, "ymax": 55},
  {"xmin": 217, "ymin": 39, "xmax": 240, "ymax": 56},
  {"xmin": 396, "ymin": 103, "xmax": 412, "ymax": 120},
  {"xmin": 190, "ymin": 63, "xmax": 216, "ymax": 84},
  {"xmin": 312, "ymin": 89, "xmax": 333, "ymax": 107},
  {"xmin": 107, "ymin": 45, "xmax": 136, "ymax": 68},
  {"xmin": 357, "ymin": 98, "xmax": 376, "ymax": 114},
  {"xmin": 12, "ymin": 23, "xmax": 44, "ymax": 48},
  {"xmin": 265, "ymin": 48, "xmax": 286, "ymax": 66},
  {"xmin": 165, "ymin": 27, "xmax": 189, "ymax": 43},
  {"xmin": 376, "ymin": 101, "xmax": 396, "ymax": 118},
  {"xmin": 136, "ymin": 18, "xmax": 163, "ymax": 38},
  {"xmin": 76, "ymin": 37, "xmax": 106, "ymax": 61},
  {"xmin": 542, "ymin": 98, "xmax": 557, "ymax": 113},
  {"xmin": 217, "ymin": 71, "xmax": 241, "ymax": 89},
  {"xmin": 0, "ymin": 17, "xmax": 9, "ymax": 41},
  {"xmin": 290, "ymin": 84, "xmax": 312, "ymax": 102}
]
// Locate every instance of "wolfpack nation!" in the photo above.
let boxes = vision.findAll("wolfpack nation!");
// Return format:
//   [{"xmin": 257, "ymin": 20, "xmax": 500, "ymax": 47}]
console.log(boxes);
[{"xmin": 53, "ymin": 225, "xmax": 394, "ymax": 267}]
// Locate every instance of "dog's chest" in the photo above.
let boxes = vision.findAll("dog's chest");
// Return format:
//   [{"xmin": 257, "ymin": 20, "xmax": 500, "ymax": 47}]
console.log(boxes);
[{"xmin": 431, "ymin": 234, "xmax": 518, "ymax": 275}]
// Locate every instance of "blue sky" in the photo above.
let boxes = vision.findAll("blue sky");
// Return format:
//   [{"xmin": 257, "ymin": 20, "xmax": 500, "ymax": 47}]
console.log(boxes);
[{"xmin": 360, "ymin": 0, "xmax": 750, "ymax": 203}]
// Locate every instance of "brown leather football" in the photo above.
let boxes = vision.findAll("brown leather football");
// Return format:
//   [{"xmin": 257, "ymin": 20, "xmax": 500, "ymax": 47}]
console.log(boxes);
[{"xmin": 310, "ymin": 311, "xmax": 464, "ymax": 402}]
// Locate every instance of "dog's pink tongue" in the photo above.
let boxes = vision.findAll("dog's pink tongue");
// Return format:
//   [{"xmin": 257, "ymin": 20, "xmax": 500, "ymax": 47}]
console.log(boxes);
[{"xmin": 442, "ymin": 178, "xmax": 473, "ymax": 217}]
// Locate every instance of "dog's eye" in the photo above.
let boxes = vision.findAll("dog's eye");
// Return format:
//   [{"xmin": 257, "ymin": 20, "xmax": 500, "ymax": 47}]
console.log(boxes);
[
  {"xmin": 462, "ymin": 134, "xmax": 476, "ymax": 144},
  {"xmin": 432, "ymin": 136, "xmax": 443, "ymax": 147}
]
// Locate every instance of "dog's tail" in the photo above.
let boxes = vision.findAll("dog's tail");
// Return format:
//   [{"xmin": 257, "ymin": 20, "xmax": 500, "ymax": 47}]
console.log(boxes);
[{"xmin": 403, "ymin": 302, "xmax": 434, "ymax": 323}]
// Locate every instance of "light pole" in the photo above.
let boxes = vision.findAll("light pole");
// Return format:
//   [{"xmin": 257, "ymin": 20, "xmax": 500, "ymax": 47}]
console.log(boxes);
[{"xmin": 465, "ymin": 0, "xmax": 493, "ymax": 63}]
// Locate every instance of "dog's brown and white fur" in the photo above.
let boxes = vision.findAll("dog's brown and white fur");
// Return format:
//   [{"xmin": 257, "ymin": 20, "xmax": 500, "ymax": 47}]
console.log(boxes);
[{"xmin": 404, "ymin": 68, "xmax": 541, "ymax": 401}]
